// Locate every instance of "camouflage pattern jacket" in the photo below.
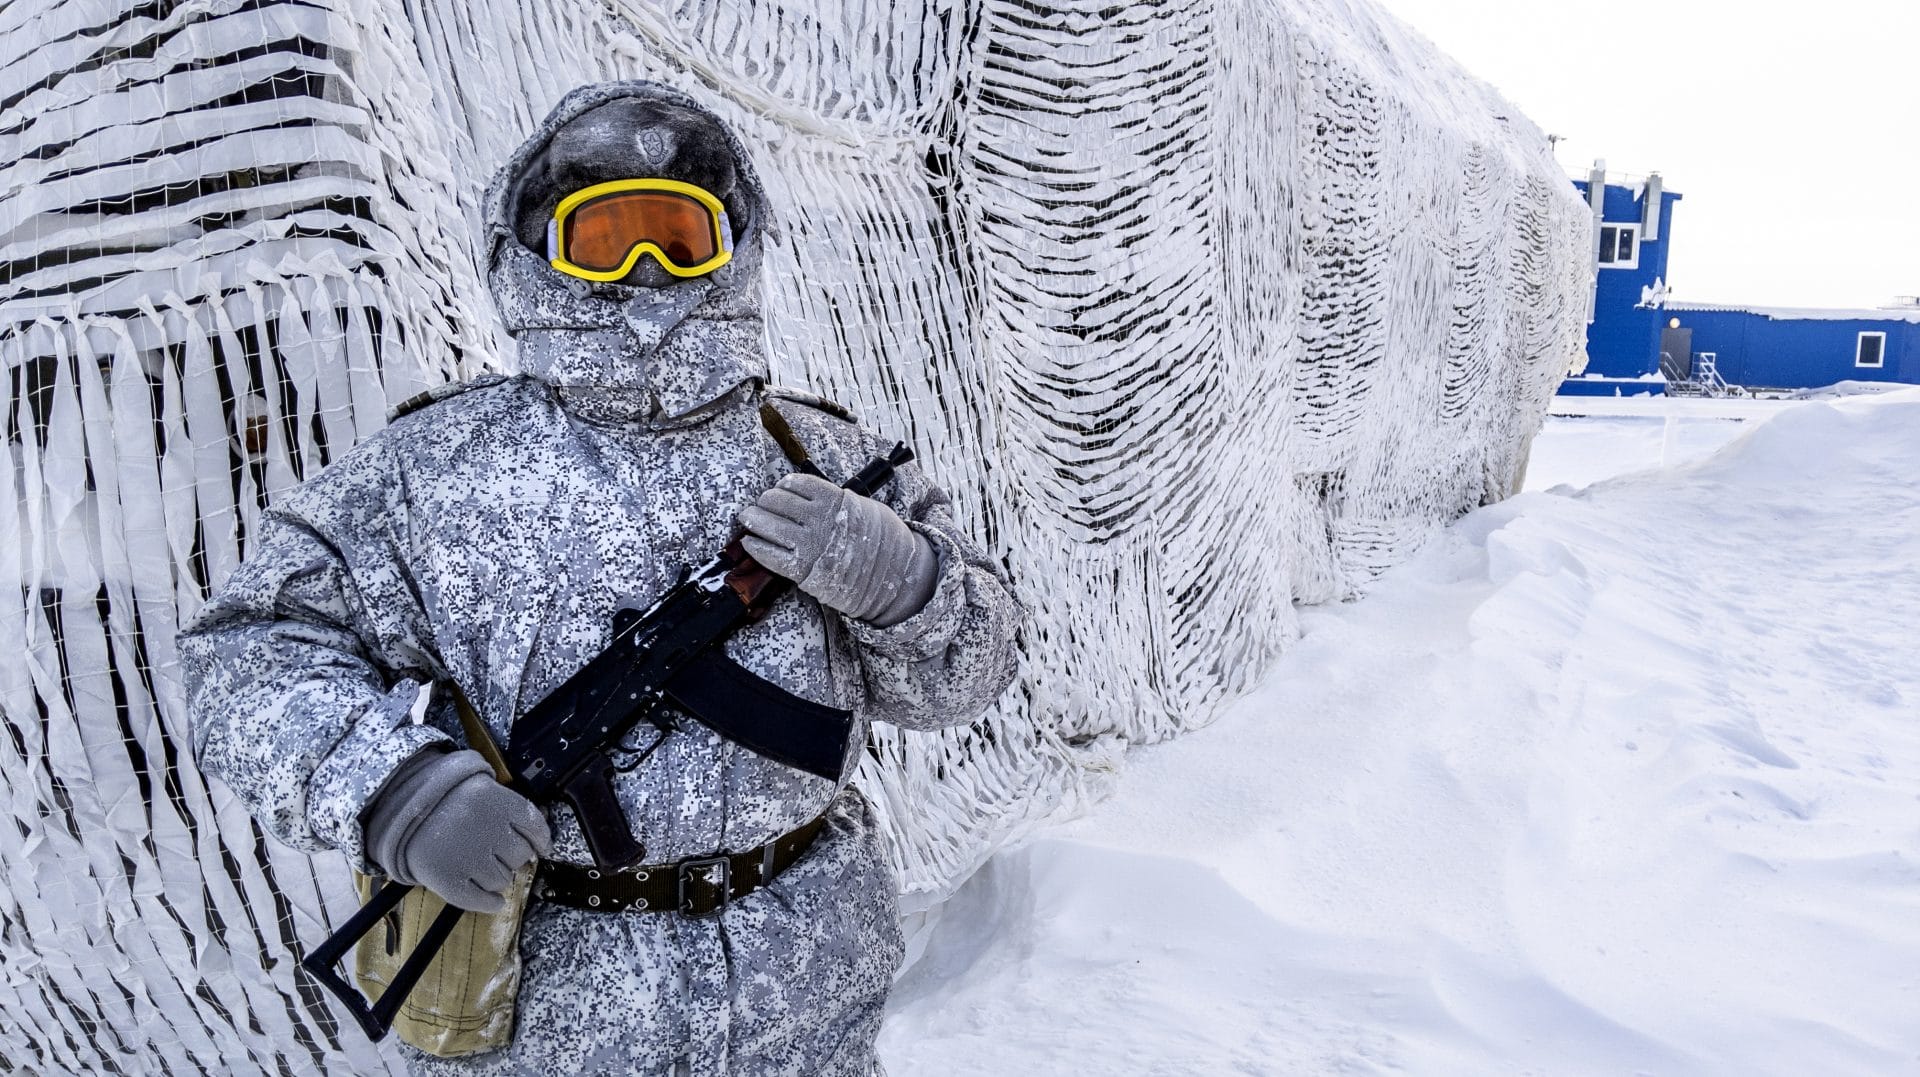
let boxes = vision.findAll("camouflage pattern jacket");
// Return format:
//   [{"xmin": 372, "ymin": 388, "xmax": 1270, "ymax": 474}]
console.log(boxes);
[{"xmin": 181, "ymin": 81, "xmax": 1020, "ymax": 1076}]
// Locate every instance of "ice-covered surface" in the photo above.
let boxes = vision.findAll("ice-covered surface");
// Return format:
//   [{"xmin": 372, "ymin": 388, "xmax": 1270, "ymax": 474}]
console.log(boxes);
[
  {"xmin": 1666, "ymin": 301, "xmax": 1920, "ymax": 324},
  {"xmin": 882, "ymin": 392, "xmax": 1920, "ymax": 1075}
]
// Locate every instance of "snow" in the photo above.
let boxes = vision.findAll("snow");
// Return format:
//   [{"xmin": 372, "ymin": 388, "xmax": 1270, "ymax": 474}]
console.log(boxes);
[
  {"xmin": 1665, "ymin": 301, "xmax": 1920, "ymax": 325},
  {"xmin": 1523, "ymin": 410, "xmax": 1750, "ymax": 489},
  {"xmin": 1789, "ymin": 380, "xmax": 1920, "ymax": 400},
  {"xmin": 1547, "ymin": 395, "xmax": 1794, "ymax": 420},
  {"xmin": 880, "ymin": 392, "xmax": 1920, "ymax": 1075}
]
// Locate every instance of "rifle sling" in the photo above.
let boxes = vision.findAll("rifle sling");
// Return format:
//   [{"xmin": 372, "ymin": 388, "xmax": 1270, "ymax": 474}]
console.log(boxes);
[
  {"xmin": 450, "ymin": 682, "xmax": 512, "ymax": 785},
  {"xmin": 757, "ymin": 400, "xmax": 813, "ymax": 470}
]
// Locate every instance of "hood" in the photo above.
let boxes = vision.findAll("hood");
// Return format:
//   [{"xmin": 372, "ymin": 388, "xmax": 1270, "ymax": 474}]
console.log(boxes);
[{"xmin": 481, "ymin": 81, "xmax": 774, "ymax": 424}]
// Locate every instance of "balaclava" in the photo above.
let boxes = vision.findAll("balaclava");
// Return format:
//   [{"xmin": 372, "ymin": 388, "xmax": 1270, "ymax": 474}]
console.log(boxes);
[{"xmin": 482, "ymin": 81, "xmax": 774, "ymax": 425}]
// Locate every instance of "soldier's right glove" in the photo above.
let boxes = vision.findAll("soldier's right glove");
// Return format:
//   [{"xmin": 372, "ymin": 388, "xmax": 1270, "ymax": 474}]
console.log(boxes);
[
  {"xmin": 739, "ymin": 472, "xmax": 940, "ymax": 628},
  {"xmin": 361, "ymin": 748, "xmax": 552, "ymax": 913}
]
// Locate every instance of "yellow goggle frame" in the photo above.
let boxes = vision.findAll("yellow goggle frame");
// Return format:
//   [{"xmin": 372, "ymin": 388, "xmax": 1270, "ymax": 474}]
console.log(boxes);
[{"xmin": 547, "ymin": 177, "xmax": 734, "ymax": 282}]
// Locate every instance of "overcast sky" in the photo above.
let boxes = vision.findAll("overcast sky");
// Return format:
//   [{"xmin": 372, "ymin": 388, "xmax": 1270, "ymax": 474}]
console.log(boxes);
[{"xmin": 1369, "ymin": 0, "xmax": 1920, "ymax": 309}]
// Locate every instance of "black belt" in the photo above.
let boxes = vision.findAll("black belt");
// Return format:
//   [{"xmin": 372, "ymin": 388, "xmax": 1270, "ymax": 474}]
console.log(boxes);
[{"xmin": 534, "ymin": 814, "xmax": 828, "ymax": 918}]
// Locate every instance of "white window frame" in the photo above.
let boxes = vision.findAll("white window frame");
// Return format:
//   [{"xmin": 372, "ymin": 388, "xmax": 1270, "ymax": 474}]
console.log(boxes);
[
  {"xmin": 1856, "ymin": 331, "xmax": 1887, "ymax": 368},
  {"xmin": 1598, "ymin": 222, "xmax": 1641, "ymax": 270}
]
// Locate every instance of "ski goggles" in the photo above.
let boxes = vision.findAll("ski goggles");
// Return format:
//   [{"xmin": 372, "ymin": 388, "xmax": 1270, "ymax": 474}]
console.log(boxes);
[{"xmin": 546, "ymin": 178, "xmax": 734, "ymax": 281}]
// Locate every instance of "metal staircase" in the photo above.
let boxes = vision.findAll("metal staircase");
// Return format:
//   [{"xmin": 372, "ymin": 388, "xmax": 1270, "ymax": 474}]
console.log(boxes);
[{"xmin": 1668, "ymin": 351, "xmax": 1747, "ymax": 397}]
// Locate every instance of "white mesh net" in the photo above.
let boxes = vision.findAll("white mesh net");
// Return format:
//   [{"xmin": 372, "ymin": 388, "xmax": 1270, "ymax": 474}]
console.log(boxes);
[{"xmin": 0, "ymin": 0, "xmax": 1590, "ymax": 1071}]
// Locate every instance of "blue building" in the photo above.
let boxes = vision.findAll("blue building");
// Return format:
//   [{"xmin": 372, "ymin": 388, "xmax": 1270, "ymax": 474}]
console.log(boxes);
[
  {"xmin": 1560, "ymin": 169, "xmax": 1682, "ymax": 397},
  {"xmin": 1664, "ymin": 302, "xmax": 1920, "ymax": 390},
  {"xmin": 1563, "ymin": 167, "xmax": 1919, "ymax": 395}
]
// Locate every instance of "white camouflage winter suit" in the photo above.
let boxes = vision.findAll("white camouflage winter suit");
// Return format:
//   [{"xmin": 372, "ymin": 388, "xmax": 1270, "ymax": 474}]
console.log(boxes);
[{"xmin": 181, "ymin": 82, "xmax": 1020, "ymax": 1075}]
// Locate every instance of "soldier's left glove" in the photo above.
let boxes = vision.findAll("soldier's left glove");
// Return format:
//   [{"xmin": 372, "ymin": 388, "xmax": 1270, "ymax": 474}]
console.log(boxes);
[
  {"xmin": 739, "ymin": 473, "xmax": 939, "ymax": 627},
  {"xmin": 362, "ymin": 748, "xmax": 551, "ymax": 913}
]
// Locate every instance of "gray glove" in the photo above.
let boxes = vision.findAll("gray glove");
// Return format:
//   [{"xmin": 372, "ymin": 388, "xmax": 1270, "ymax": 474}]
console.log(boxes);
[
  {"xmin": 361, "ymin": 748, "xmax": 551, "ymax": 913},
  {"xmin": 739, "ymin": 473, "xmax": 940, "ymax": 628}
]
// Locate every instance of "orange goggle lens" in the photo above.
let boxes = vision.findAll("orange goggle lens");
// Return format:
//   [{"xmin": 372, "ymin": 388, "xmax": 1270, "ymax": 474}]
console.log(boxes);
[
  {"xmin": 566, "ymin": 190, "xmax": 719, "ymax": 271},
  {"xmin": 548, "ymin": 180, "xmax": 735, "ymax": 280}
]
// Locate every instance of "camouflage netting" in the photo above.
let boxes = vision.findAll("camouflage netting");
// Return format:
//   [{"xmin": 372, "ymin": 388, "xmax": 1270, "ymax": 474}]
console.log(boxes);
[{"xmin": 0, "ymin": 0, "xmax": 1590, "ymax": 1072}]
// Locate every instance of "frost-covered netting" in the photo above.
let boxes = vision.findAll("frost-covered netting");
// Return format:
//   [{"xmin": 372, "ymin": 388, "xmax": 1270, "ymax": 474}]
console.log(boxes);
[{"xmin": 1, "ymin": 0, "xmax": 1589, "ymax": 1071}]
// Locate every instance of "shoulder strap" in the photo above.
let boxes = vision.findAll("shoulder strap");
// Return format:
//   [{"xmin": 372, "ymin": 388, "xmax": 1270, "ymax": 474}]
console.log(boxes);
[
  {"xmin": 388, "ymin": 374, "xmax": 511, "ymax": 423},
  {"xmin": 763, "ymin": 384, "xmax": 857, "ymax": 423},
  {"xmin": 758, "ymin": 387, "xmax": 856, "ymax": 480},
  {"xmin": 757, "ymin": 401, "xmax": 814, "ymax": 470}
]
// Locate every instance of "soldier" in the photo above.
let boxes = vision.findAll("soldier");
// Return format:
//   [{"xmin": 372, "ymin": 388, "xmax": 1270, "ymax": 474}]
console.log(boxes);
[{"xmin": 182, "ymin": 80, "xmax": 1020, "ymax": 1075}]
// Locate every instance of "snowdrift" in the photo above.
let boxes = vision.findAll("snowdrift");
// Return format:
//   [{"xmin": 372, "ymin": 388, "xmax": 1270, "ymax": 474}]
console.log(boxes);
[
  {"xmin": 884, "ymin": 392, "xmax": 1920, "ymax": 1074},
  {"xmin": 0, "ymin": 1, "xmax": 1588, "ymax": 1070}
]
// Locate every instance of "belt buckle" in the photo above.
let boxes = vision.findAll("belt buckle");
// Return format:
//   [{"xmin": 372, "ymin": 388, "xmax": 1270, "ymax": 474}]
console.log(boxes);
[{"xmin": 676, "ymin": 856, "xmax": 732, "ymax": 919}]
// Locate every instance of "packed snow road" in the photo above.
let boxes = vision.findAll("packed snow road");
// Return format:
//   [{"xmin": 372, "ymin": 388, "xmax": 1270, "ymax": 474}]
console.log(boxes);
[{"xmin": 880, "ymin": 393, "xmax": 1920, "ymax": 1075}]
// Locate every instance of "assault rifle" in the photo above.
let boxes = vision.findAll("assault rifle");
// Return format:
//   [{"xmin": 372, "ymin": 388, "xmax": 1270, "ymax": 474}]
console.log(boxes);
[{"xmin": 302, "ymin": 442, "xmax": 913, "ymax": 1041}]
